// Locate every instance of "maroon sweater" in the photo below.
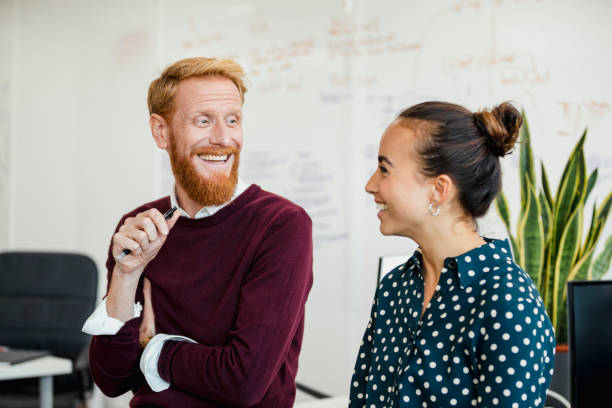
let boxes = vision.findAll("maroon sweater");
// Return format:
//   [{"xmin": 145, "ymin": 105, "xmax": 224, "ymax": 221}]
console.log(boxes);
[{"xmin": 89, "ymin": 185, "xmax": 313, "ymax": 407}]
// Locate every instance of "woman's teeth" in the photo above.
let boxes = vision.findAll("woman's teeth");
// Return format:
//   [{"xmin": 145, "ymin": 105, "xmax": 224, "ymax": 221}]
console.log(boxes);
[
  {"xmin": 376, "ymin": 203, "xmax": 388, "ymax": 210},
  {"xmin": 199, "ymin": 154, "xmax": 228, "ymax": 161}
]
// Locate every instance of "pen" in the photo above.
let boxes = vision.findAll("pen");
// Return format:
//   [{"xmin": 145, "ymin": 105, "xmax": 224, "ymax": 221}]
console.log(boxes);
[{"xmin": 116, "ymin": 206, "xmax": 178, "ymax": 260}]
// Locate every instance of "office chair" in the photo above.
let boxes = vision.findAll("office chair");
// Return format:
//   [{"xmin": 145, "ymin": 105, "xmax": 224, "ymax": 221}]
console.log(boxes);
[{"xmin": 0, "ymin": 251, "xmax": 98, "ymax": 408}]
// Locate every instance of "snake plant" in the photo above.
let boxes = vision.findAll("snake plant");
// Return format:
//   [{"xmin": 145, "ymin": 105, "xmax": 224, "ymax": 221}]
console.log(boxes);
[{"xmin": 495, "ymin": 112, "xmax": 612, "ymax": 345}]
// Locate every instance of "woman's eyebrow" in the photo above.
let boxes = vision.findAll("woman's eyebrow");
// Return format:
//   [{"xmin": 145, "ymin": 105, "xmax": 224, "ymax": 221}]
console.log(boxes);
[{"xmin": 378, "ymin": 155, "xmax": 394, "ymax": 167}]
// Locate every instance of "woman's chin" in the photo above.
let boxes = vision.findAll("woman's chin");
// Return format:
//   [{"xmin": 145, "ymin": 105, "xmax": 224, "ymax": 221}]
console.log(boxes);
[{"xmin": 379, "ymin": 224, "xmax": 394, "ymax": 236}]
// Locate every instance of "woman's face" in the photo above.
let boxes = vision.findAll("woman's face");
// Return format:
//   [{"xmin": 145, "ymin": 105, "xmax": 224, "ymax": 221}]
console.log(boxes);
[{"xmin": 365, "ymin": 121, "xmax": 433, "ymax": 237}]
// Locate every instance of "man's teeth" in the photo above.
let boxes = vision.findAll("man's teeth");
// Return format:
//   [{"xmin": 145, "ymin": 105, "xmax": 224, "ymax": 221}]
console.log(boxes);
[
  {"xmin": 199, "ymin": 154, "xmax": 228, "ymax": 161},
  {"xmin": 376, "ymin": 203, "xmax": 388, "ymax": 210}
]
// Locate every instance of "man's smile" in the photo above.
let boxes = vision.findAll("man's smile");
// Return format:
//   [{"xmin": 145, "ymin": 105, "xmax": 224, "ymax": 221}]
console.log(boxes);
[{"xmin": 198, "ymin": 153, "xmax": 230, "ymax": 163}]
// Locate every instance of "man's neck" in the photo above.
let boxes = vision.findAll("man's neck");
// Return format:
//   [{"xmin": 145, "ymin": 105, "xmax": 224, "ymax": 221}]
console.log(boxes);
[
  {"xmin": 172, "ymin": 179, "xmax": 248, "ymax": 219},
  {"xmin": 174, "ymin": 183, "xmax": 207, "ymax": 218}
]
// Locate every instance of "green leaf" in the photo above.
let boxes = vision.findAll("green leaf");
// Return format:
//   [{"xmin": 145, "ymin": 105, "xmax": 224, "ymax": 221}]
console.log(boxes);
[
  {"xmin": 584, "ymin": 191, "xmax": 612, "ymax": 255},
  {"xmin": 519, "ymin": 112, "xmax": 535, "ymax": 212},
  {"xmin": 542, "ymin": 255, "xmax": 554, "ymax": 313},
  {"xmin": 585, "ymin": 168, "xmax": 598, "ymax": 204},
  {"xmin": 589, "ymin": 235, "xmax": 612, "ymax": 280},
  {"xmin": 541, "ymin": 161, "xmax": 553, "ymax": 209},
  {"xmin": 551, "ymin": 151, "xmax": 580, "ymax": 260},
  {"xmin": 539, "ymin": 192, "xmax": 552, "ymax": 241},
  {"xmin": 552, "ymin": 205, "xmax": 583, "ymax": 331},
  {"xmin": 596, "ymin": 190, "xmax": 612, "ymax": 223},
  {"xmin": 520, "ymin": 182, "xmax": 545, "ymax": 288},
  {"xmin": 568, "ymin": 246, "xmax": 595, "ymax": 282},
  {"xmin": 555, "ymin": 129, "xmax": 587, "ymax": 200},
  {"xmin": 495, "ymin": 192, "xmax": 520, "ymax": 262},
  {"xmin": 581, "ymin": 202, "xmax": 598, "ymax": 258},
  {"xmin": 570, "ymin": 150, "xmax": 587, "ymax": 212},
  {"xmin": 496, "ymin": 192, "xmax": 512, "ymax": 232}
]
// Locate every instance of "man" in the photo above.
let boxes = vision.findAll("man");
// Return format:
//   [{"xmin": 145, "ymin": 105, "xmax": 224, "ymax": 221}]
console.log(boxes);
[{"xmin": 82, "ymin": 57, "xmax": 313, "ymax": 407}]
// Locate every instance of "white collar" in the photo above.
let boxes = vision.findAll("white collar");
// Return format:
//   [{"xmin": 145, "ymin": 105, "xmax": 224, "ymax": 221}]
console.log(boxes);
[{"xmin": 170, "ymin": 177, "xmax": 250, "ymax": 219}]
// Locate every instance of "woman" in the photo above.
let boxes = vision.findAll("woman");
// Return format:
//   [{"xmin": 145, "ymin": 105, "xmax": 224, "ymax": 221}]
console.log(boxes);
[{"xmin": 350, "ymin": 102, "xmax": 555, "ymax": 407}]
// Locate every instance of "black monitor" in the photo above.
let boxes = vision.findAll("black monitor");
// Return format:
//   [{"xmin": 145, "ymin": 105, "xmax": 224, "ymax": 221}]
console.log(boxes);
[{"xmin": 567, "ymin": 280, "xmax": 612, "ymax": 408}]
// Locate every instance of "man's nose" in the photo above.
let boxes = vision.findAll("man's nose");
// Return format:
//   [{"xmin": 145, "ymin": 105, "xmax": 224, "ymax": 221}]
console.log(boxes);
[{"xmin": 209, "ymin": 121, "xmax": 230, "ymax": 146}]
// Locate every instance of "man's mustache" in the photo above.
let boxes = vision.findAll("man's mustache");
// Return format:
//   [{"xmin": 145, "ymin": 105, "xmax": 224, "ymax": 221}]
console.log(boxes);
[{"xmin": 191, "ymin": 147, "xmax": 239, "ymax": 156}]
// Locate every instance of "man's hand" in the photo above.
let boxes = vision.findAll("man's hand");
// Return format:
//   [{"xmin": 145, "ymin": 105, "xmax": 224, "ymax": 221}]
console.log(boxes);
[
  {"xmin": 106, "ymin": 208, "xmax": 179, "ymax": 322},
  {"xmin": 112, "ymin": 208, "xmax": 180, "ymax": 275},
  {"xmin": 139, "ymin": 278, "xmax": 156, "ymax": 348}
]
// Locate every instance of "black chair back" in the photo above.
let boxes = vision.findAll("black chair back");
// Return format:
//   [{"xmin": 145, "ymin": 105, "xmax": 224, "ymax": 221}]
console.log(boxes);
[{"xmin": 0, "ymin": 251, "xmax": 98, "ymax": 404}]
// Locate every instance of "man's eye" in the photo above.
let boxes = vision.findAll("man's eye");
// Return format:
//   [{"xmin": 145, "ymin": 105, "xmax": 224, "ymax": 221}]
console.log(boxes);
[
  {"xmin": 226, "ymin": 116, "xmax": 239, "ymax": 126},
  {"xmin": 197, "ymin": 117, "xmax": 210, "ymax": 125}
]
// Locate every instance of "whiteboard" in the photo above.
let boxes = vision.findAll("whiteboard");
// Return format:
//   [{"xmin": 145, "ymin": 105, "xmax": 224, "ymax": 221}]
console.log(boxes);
[{"xmin": 149, "ymin": 0, "xmax": 612, "ymax": 394}]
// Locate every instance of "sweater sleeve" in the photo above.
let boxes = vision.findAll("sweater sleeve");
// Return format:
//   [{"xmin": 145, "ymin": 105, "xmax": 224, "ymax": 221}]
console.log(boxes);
[
  {"xmin": 158, "ymin": 208, "xmax": 313, "ymax": 407},
  {"xmin": 88, "ymin": 215, "xmax": 146, "ymax": 397},
  {"xmin": 89, "ymin": 318, "xmax": 144, "ymax": 397}
]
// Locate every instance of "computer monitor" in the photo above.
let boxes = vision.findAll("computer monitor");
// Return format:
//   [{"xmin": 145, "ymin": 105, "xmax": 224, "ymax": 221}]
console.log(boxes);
[
  {"xmin": 377, "ymin": 255, "xmax": 410, "ymax": 283},
  {"xmin": 567, "ymin": 280, "xmax": 612, "ymax": 408}
]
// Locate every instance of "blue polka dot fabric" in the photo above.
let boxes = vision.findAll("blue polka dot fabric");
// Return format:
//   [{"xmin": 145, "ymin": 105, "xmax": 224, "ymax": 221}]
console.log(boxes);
[{"xmin": 349, "ymin": 238, "xmax": 556, "ymax": 407}]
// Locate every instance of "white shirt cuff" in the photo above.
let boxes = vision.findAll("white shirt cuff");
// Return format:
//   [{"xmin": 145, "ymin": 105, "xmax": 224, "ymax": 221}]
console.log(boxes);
[
  {"xmin": 81, "ymin": 299, "xmax": 143, "ymax": 335},
  {"xmin": 139, "ymin": 333, "xmax": 197, "ymax": 392}
]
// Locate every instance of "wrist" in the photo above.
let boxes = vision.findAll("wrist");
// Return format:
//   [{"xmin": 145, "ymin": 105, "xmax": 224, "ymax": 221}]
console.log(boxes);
[
  {"xmin": 113, "ymin": 264, "xmax": 145, "ymax": 282},
  {"xmin": 107, "ymin": 266, "xmax": 144, "ymax": 322}
]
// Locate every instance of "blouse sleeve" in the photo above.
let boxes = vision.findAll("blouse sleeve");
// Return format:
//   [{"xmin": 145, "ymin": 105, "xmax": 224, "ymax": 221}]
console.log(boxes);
[{"xmin": 474, "ymin": 296, "xmax": 555, "ymax": 408}]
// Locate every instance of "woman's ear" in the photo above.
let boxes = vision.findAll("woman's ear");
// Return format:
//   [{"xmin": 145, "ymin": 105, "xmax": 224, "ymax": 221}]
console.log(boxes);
[
  {"xmin": 431, "ymin": 174, "xmax": 453, "ymax": 205},
  {"xmin": 150, "ymin": 114, "xmax": 171, "ymax": 149}
]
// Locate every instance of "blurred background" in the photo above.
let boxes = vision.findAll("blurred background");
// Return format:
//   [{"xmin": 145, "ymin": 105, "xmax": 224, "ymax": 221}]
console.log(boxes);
[{"xmin": 1, "ymin": 0, "xmax": 611, "ymax": 406}]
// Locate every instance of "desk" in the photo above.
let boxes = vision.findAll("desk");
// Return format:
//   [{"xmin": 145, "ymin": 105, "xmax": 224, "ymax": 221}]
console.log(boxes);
[
  {"xmin": 294, "ymin": 396, "xmax": 348, "ymax": 408},
  {"xmin": 0, "ymin": 355, "xmax": 72, "ymax": 408}
]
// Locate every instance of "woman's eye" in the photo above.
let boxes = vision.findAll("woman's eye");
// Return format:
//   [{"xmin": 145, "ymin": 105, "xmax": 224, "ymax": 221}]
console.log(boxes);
[{"xmin": 378, "ymin": 166, "xmax": 388, "ymax": 174}]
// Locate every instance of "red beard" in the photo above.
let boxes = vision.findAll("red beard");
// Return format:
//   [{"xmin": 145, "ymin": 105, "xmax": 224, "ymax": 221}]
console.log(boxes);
[{"xmin": 168, "ymin": 136, "xmax": 240, "ymax": 207}]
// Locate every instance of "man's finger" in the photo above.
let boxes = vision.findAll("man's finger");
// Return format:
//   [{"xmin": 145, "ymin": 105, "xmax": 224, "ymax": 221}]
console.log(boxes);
[
  {"xmin": 167, "ymin": 209, "xmax": 181, "ymax": 230},
  {"xmin": 146, "ymin": 208, "xmax": 170, "ymax": 236},
  {"xmin": 141, "ymin": 217, "xmax": 159, "ymax": 243},
  {"xmin": 113, "ymin": 234, "xmax": 142, "ymax": 258}
]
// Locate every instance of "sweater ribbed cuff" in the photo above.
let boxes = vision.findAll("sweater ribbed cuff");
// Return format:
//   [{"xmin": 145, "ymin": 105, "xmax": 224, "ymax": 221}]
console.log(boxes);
[
  {"xmin": 158, "ymin": 340, "xmax": 185, "ymax": 383},
  {"xmin": 99, "ymin": 317, "xmax": 140, "ymax": 344}
]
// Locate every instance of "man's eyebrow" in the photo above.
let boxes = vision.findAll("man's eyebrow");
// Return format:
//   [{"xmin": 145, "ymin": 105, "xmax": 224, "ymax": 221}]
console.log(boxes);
[
  {"xmin": 192, "ymin": 109, "xmax": 242, "ymax": 116},
  {"xmin": 378, "ymin": 156, "xmax": 394, "ymax": 167}
]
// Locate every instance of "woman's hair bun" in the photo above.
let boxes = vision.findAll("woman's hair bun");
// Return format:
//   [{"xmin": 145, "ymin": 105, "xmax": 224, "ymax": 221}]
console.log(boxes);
[{"xmin": 473, "ymin": 102, "xmax": 522, "ymax": 157}]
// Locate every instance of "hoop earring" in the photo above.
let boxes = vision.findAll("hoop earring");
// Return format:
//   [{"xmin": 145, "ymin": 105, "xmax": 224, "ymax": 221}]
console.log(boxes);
[{"xmin": 428, "ymin": 202, "xmax": 440, "ymax": 216}]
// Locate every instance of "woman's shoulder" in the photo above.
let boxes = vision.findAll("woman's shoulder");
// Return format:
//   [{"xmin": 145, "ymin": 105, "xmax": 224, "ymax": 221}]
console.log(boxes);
[
  {"xmin": 455, "ymin": 238, "xmax": 546, "ymax": 312},
  {"xmin": 479, "ymin": 256, "xmax": 541, "ymax": 305}
]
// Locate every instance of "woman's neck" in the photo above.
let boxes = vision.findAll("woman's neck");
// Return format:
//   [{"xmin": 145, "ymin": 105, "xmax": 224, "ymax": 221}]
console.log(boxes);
[{"xmin": 415, "ymin": 219, "xmax": 486, "ymax": 285}]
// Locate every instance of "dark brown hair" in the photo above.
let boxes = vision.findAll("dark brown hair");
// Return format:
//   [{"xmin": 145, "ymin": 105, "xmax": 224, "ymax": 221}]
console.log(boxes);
[{"xmin": 397, "ymin": 101, "xmax": 522, "ymax": 218}]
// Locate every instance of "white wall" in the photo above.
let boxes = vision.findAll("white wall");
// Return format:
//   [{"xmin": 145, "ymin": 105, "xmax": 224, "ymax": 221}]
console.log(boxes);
[
  {"xmin": 0, "ymin": 0, "xmax": 12, "ymax": 249},
  {"xmin": 2, "ymin": 0, "xmax": 612, "ymax": 403}
]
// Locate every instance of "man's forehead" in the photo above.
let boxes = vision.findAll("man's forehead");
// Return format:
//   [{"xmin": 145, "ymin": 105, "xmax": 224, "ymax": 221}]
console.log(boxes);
[{"xmin": 176, "ymin": 76, "xmax": 242, "ymax": 106}]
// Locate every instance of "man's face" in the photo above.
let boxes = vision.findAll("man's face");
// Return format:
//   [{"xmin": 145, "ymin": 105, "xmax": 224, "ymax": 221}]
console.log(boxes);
[{"xmin": 167, "ymin": 76, "xmax": 243, "ymax": 206}]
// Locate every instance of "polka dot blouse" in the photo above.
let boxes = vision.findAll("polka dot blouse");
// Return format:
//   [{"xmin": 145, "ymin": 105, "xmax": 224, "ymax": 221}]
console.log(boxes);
[{"xmin": 349, "ymin": 238, "xmax": 556, "ymax": 408}]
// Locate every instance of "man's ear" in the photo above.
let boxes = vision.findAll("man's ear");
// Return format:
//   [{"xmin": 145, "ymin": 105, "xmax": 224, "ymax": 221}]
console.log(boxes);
[
  {"xmin": 150, "ymin": 114, "xmax": 171, "ymax": 149},
  {"xmin": 430, "ymin": 174, "xmax": 453, "ymax": 205}
]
